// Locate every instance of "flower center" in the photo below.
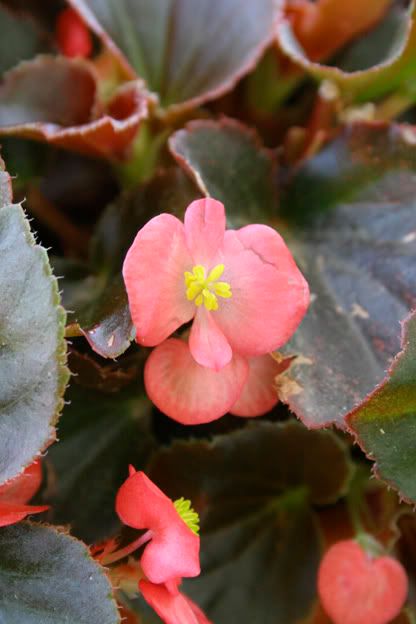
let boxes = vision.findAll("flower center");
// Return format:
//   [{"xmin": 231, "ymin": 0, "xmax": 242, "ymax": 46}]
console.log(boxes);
[
  {"xmin": 184, "ymin": 264, "xmax": 232, "ymax": 311},
  {"xmin": 173, "ymin": 497, "xmax": 200, "ymax": 535}
]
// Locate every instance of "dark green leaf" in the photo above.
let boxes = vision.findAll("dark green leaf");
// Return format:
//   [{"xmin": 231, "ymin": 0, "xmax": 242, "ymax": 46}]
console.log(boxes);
[
  {"xmin": 0, "ymin": 201, "xmax": 68, "ymax": 483},
  {"xmin": 47, "ymin": 382, "xmax": 155, "ymax": 542},
  {"xmin": 0, "ymin": 5, "xmax": 49, "ymax": 75},
  {"xmin": 0, "ymin": 522, "xmax": 120, "ymax": 623},
  {"xmin": 169, "ymin": 119, "xmax": 277, "ymax": 225},
  {"xmin": 58, "ymin": 168, "xmax": 199, "ymax": 358},
  {"xmin": 348, "ymin": 311, "xmax": 416, "ymax": 502},
  {"xmin": 68, "ymin": 0, "xmax": 280, "ymax": 111},
  {"xmin": 279, "ymin": 123, "xmax": 416, "ymax": 427},
  {"xmin": 149, "ymin": 422, "xmax": 338, "ymax": 623}
]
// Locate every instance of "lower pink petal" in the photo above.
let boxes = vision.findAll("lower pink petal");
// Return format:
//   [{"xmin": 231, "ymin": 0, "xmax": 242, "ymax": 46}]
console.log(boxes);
[
  {"xmin": 140, "ymin": 581, "xmax": 212, "ymax": 624},
  {"xmin": 123, "ymin": 214, "xmax": 194, "ymax": 346},
  {"xmin": 230, "ymin": 354, "xmax": 280, "ymax": 417},
  {"xmin": 144, "ymin": 339, "xmax": 248, "ymax": 425},
  {"xmin": 141, "ymin": 522, "xmax": 200, "ymax": 584},
  {"xmin": 189, "ymin": 307, "xmax": 232, "ymax": 370},
  {"xmin": 215, "ymin": 225, "xmax": 309, "ymax": 356}
]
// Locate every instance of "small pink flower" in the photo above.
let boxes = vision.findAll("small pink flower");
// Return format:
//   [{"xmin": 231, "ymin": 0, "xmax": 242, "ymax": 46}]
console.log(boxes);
[
  {"xmin": 140, "ymin": 579, "xmax": 212, "ymax": 624},
  {"xmin": 0, "ymin": 461, "xmax": 48, "ymax": 527},
  {"xmin": 115, "ymin": 467, "xmax": 200, "ymax": 585},
  {"xmin": 145, "ymin": 339, "xmax": 281, "ymax": 424},
  {"xmin": 123, "ymin": 198, "xmax": 309, "ymax": 372}
]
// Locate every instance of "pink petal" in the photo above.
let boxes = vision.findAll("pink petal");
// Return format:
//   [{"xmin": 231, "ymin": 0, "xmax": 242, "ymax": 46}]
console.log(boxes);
[
  {"xmin": 123, "ymin": 214, "xmax": 194, "ymax": 346},
  {"xmin": 140, "ymin": 581, "xmax": 212, "ymax": 624},
  {"xmin": 215, "ymin": 225, "xmax": 309, "ymax": 355},
  {"xmin": 184, "ymin": 199, "xmax": 226, "ymax": 266},
  {"xmin": 0, "ymin": 460, "xmax": 43, "ymax": 504},
  {"xmin": 144, "ymin": 339, "xmax": 249, "ymax": 425},
  {"xmin": 0, "ymin": 502, "xmax": 48, "ymax": 527},
  {"xmin": 230, "ymin": 354, "xmax": 280, "ymax": 417},
  {"xmin": 116, "ymin": 470, "xmax": 200, "ymax": 584},
  {"xmin": 189, "ymin": 307, "xmax": 232, "ymax": 370}
]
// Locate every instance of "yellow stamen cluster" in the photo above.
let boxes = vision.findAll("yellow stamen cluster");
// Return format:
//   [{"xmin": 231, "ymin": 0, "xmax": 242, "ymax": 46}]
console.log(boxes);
[
  {"xmin": 184, "ymin": 264, "xmax": 232, "ymax": 311},
  {"xmin": 173, "ymin": 497, "xmax": 200, "ymax": 535}
]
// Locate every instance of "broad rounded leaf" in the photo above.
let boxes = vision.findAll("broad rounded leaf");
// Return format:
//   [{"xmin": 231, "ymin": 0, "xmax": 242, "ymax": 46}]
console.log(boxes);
[
  {"xmin": 0, "ymin": 522, "xmax": 120, "ymax": 623},
  {"xmin": 0, "ymin": 199, "xmax": 68, "ymax": 484},
  {"xmin": 149, "ymin": 421, "xmax": 352, "ymax": 514},
  {"xmin": 67, "ymin": 0, "xmax": 281, "ymax": 111},
  {"xmin": 47, "ymin": 382, "xmax": 155, "ymax": 542},
  {"xmin": 149, "ymin": 422, "xmax": 342, "ymax": 623},
  {"xmin": 349, "ymin": 311, "xmax": 416, "ymax": 503},
  {"xmin": 170, "ymin": 119, "xmax": 277, "ymax": 224},
  {"xmin": 0, "ymin": 56, "xmax": 149, "ymax": 159},
  {"xmin": 279, "ymin": 123, "xmax": 416, "ymax": 428},
  {"xmin": 277, "ymin": 1, "xmax": 416, "ymax": 102}
]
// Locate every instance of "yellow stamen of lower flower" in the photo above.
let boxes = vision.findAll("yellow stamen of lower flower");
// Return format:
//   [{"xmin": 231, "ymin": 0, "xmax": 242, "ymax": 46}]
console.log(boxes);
[
  {"xmin": 173, "ymin": 497, "xmax": 200, "ymax": 535},
  {"xmin": 184, "ymin": 264, "xmax": 232, "ymax": 311}
]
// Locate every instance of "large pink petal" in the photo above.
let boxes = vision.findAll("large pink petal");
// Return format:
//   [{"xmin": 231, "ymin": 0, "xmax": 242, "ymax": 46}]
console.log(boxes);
[
  {"xmin": 230, "ymin": 354, "xmax": 280, "ymax": 417},
  {"xmin": 189, "ymin": 307, "xmax": 232, "ymax": 370},
  {"xmin": 140, "ymin": 581, "xmax": 212, "ymax": 624},
  {"xmin": 0, "ymin": 502, "xmax": 48, "ymax": 527},
  {"xmin": 0, "ymin": 460, "xmax": 43, "ymax": 504},
  {"xmin": 123, "ymin": 214, "xmax": 194, "ymax": 346},
  {"xmin": 184, "ymin": 199, "xmax": 225, "ymax": 266},
  {"xmin": 144, "ymin": 339, "xmax": 248, "ymax": 425},
  {"xmin": 116, "ymin": 470, "xmax": 200, "ymax": 584},
  {"xmin": 215, "ymin": 225, "xmax": 309, "ymax": 355}
]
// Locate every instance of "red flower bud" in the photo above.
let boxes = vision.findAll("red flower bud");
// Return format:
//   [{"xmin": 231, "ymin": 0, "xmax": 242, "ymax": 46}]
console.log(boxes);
[
  {"xmin": 56, "ymin": 8, "xmax": 92, "ymax": 58},
  {"xmin": 318, "ymin": 538, "xmax": 408, "ymax": 624}
]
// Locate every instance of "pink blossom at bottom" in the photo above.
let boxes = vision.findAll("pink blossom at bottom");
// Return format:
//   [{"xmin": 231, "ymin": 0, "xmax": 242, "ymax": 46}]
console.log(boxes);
[
  {"xmin": 116, "ymin": 468, "xmax": 200, "ymax": 585},
  {"xmin": 140, "ymin": 580, "xmax": 212, "ymax": 624}
]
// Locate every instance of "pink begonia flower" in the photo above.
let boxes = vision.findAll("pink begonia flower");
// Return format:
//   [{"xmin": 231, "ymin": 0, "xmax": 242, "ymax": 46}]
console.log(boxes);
[
  {"xmin": 0, "ymin": 460, "xmax": 48, "ymax": 527},
  {"xmin": 145, "ymin": 339, "xmax": 281, "ymax": 424},
  {"xmin": 140, "ymin": 579, "xmax": 212, "ymax": 624},
  {"xmin": 115, "ymin": 467, "xmax": 200, "ymax": 585},
  {"xmin": 123, "ymin": 198, "xmax": 309, "ymax": 372}
]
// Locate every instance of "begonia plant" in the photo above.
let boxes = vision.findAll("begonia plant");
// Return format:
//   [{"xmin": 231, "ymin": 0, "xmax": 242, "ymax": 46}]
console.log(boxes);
[{"xmin": 0, "ymin": 1, "xmax": 416, "ymax": 623}]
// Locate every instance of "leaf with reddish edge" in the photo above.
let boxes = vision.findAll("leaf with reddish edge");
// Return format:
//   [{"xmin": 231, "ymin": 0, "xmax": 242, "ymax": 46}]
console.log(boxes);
[
  {"xmin": 67, "ymin": 0, "xmax": 281, "ymax": 113},
  {"xmin": 0, "ymin": 166, "xmax": 69, "ymax": 484},
  {"xmin": 348, "ymin": 311, "xmax": 416, "ymax": 502},
  {"xmin": 278, "ymin": 123, "xmax": 416, "ymax": 429},
  {"xmin": 149, "ymin": 422, "xmax": 346, "ymax": 623},
  {"xmin": 0, "ymin": 56, "xmax": 149, "ymax": 160},
  {"xmin": 57, "ymin": 168, "xmax": 199, "ymax": 358},
  {"xmin": 0, "ymin": 522, "xmax": 120, "ymax": 623},
  {"xmin": 286, "ymin": 0, "xmax": 390, "ymax": 64},
  {"xmin": 169, "ymin": 118, "xmax": 278, "ymax": 225},
  {"xmin": 277, "ymin": 1, "xmax": 416, "ymax": 102}
]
